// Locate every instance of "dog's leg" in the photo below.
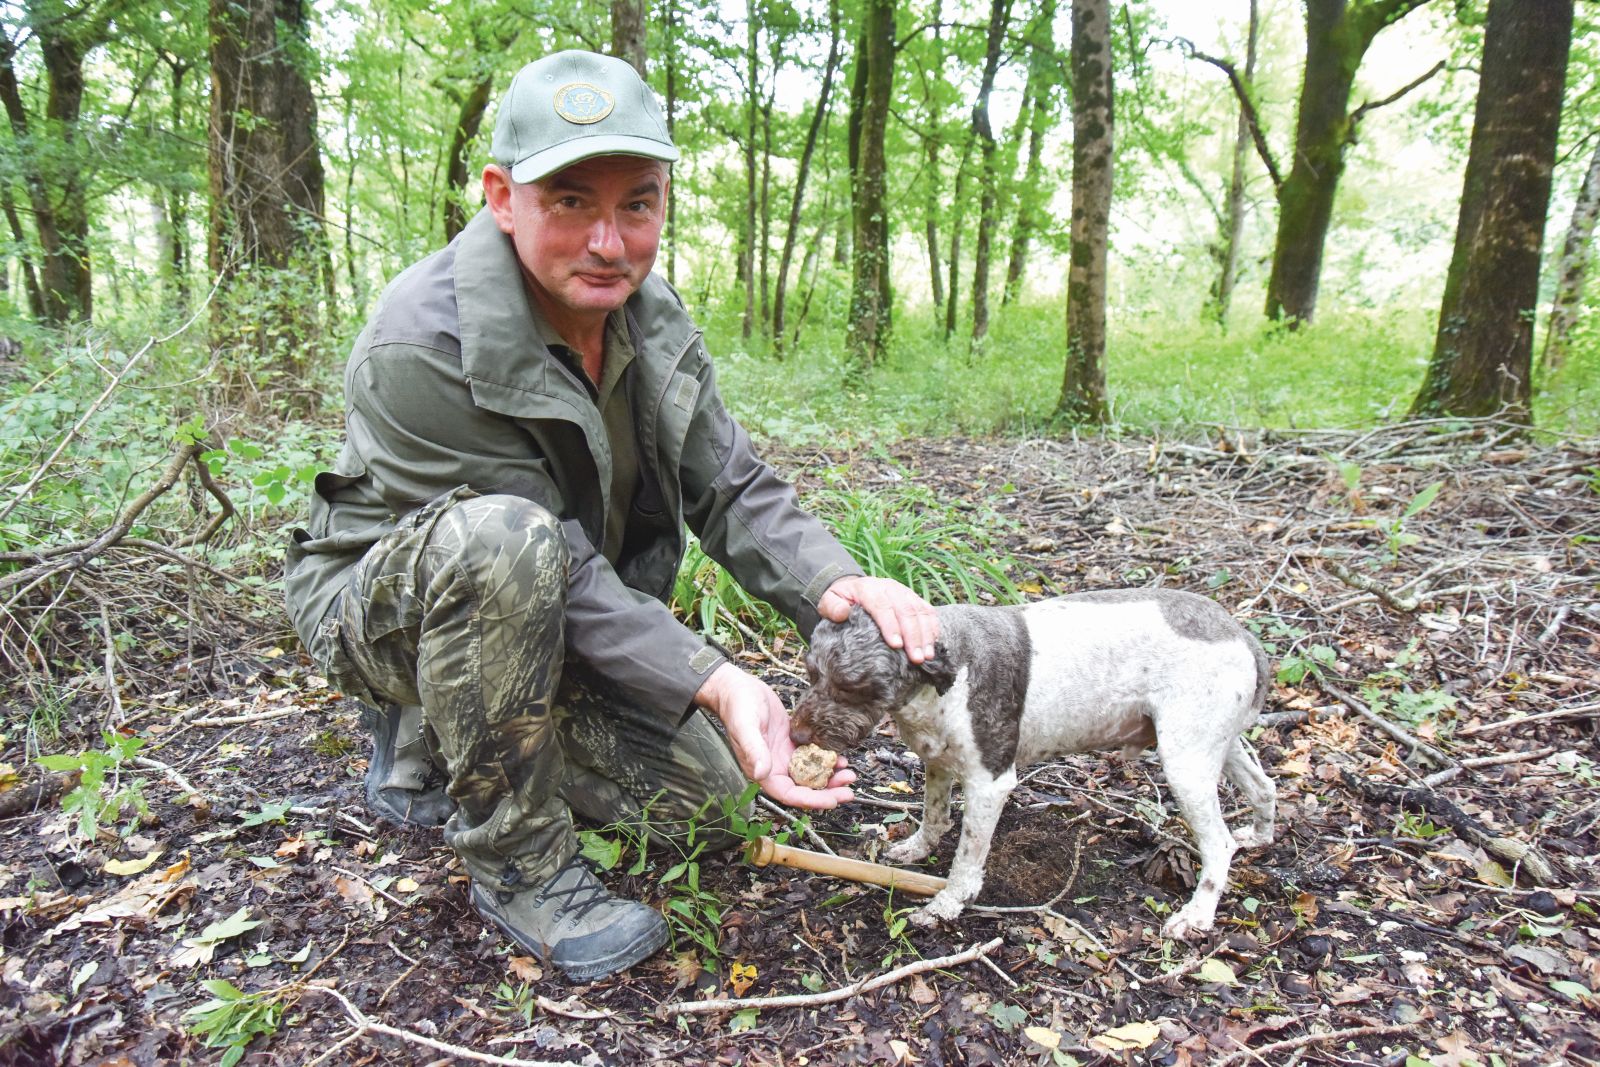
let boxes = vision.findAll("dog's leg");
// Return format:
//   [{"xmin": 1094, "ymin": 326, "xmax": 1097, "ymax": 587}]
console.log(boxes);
[
  {"xmin": 914, "ymin": 768, "xmax": 1017, "ymax": 926},
  {"xmin": 886, "ymin": 764, "xmax": 953, "ymax": 864},
  {"xmin": 1157, "ymin": 739, "xmax": 1235, "ymax": 941},
  {"xmin": 1223, "ymin": 739, "xmax": 1276, "ymax": 849}
]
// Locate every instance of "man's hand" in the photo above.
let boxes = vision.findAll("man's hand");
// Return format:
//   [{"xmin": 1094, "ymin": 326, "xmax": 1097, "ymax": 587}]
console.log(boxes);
[
  {"xmin": 817, "ymin": 575, "xmax": 940, "ymax": 663},
  {"xmin": 694, "ymin": 662, "xmax": 855, "ymax": 809}
]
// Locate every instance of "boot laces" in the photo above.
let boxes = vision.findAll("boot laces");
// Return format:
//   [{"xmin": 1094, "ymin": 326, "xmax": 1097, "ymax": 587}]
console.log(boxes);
[{"xmin": 537, "ymin": 855, "xmax": 610, "ymax": 922}]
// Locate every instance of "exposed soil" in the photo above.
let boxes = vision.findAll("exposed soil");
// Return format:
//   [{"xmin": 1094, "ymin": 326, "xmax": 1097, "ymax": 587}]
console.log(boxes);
[{"xmin": 2, "ymin": 424, "xmax": 1598, "ymax": 1066}]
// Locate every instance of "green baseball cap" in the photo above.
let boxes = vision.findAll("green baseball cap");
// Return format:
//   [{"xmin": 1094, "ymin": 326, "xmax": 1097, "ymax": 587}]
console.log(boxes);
[{"xmin": 491, "ymin": 51, "xmax": 679, "ymax": 184}]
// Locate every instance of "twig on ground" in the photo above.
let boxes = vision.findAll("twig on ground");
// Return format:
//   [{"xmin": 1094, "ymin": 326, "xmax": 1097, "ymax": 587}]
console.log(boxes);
[
  {"xmin": 1323, "ymin": 684, "xmax": 1455, "ymax": 769},
  {"xmin": 131, "ymin": 756, "xmax": 203, "ymax": 802},
  {"xmin": 1458, "ymin": 702, "xmax": 1600, "ymax": 737},
  {"xmin": 1422, "ymin": 747, "xmax": 1556, "ymax": 787},
  {"xmin": 1211, "ymin": 1023, "xmax": 1412, "ymax": 1067},
  {"xmin": 656, "ymin": 937, "xmax": 1004, "ymax": 1017},
  {"xmin": 191, "ymin": 707, "xmax": 298, "ymax": 728},
  {"xmin": 301, "ymin": 984, "xmax": 567, "ymax": 1067},
  {"xmin": 757, "ymin": 796, "xmax": 836, "ymax": 854}
]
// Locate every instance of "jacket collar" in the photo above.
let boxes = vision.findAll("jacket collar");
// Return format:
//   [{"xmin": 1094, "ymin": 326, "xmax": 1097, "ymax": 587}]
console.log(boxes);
[{"xmin": 455, "ymin": 208, "xmax": 578, "ymax": 397}]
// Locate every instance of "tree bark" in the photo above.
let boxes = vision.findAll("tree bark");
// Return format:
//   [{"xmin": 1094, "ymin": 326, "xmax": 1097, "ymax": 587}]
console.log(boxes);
[
  {"xmin": 1058, "ymin": 0, "xmax": 1112, "ymax": 424},
  {"xmin": 742, "ymin": 13, "xmax": 759, "ymax": 341},
  {"xmin": 442, "ymin": 73, "xmax": 494, "ymax": 241},
  {"xmin": 944, "ymin": 136, "xmax": 973, "ymax": 339},
  {"xmin": 208, "ymin": 0, "xmax": 329, "ymax": 385},
  {"xmin": 1410, "ymin": 0, "xmax": 1572, "ymax": 421},
  {"xmin": 663, "ymin": 0, "xmax": 678, "ymax": 285},
  {"xmin": 969, "ymin": 0, "xmax": 1014, "ymax": 346},
  {"xmin": 921, "ymin": 2, "xmax": 946, "ymax": 313},
  {"xmin": 1264, "ymin": 0, "xmax": 1431, "ymax": 326},
  {"xmin": 774, "ymin": 0, "xmax": 841, "ymax": 356},
  {"xmin": 1, "ymin": 186, "xmax": 42, "ymax": 317},
  {"xmin": 1203, "ymin": 0, "xmax": 1257, "ymax": 327},
  {"xmin": 1002, "ymin": 0, "xmax": 1057, "ymax": 307},
  {"xmin": 611, "ymin": 0, "xmax": 648, "ymax": 77},
  {"xmin": 1540, "ymin": 135, "xmax": 1600, "ymax": 374},
  {"xmin": 846, "ymin": 0, "xmax": 896, "ymax": 371}
]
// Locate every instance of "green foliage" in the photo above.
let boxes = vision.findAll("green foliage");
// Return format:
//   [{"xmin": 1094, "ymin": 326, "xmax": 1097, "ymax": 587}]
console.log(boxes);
[
  {"xmin": 493, "ymin": 980, "xmax": 538, "ymax": 1026},
  {"xmin": 670, "ymin": 538, "xmax": 791, "ymax": 652},
  {"xmin": 1365, "ymin": 480, "xmax": 1444, "ymax": 561},
  {"xmin": 183, "ymin": 980, "xmax": 284, "ymax": 1067},
  {"xmin": 36, "ymin": 731, "xmax": 149, "ymax": 842},
  {"xmin": 805, "ymin": 484, "xmax": 1019, "ymax": 606},
  {"xmin": 880, "ymin": 898, "xmax": 918, "ymax": 968},
  {"xmin": 1246, "ymin": 617, "xmax": 1338, "ymax": 686}
]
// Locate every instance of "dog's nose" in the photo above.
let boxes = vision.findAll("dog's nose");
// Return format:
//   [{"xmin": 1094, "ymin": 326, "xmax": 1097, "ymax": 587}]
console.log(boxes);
[{"xmin": 790, "ymin": 719, "xmax": 812, "ymax": 746}]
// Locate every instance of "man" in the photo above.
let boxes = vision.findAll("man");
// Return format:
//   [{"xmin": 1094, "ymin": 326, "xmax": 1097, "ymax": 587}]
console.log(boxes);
[{"xmin": 284, "ymin": 50, "xmax": 937, "ymax": 983}]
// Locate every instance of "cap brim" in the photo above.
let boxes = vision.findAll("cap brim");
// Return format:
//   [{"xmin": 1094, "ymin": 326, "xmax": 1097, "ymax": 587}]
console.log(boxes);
[{"xmin": 508, "ymin": 135, "xmax": 681, "ymax": 184}]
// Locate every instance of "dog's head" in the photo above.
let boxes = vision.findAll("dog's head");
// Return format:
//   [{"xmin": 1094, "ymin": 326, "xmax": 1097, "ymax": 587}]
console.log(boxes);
[{"xmin": 790, "ymin": 606, "xmax": 955, "ymax": 751}]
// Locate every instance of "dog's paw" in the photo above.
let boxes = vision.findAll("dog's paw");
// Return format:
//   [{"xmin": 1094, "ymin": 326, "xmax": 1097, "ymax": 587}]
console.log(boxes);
[
  {"xmin": 913, "ymin": 892, "xmax": 965, "ymax": 926},
  {"xmin": 1232, "ymin": 826, "xmax": 1275, "ymax": 849},
  {"xmin": 1161, "ymin": 908, "xmax": 1214, "ymax": 941},
  {"xmin": 885, "ymin": 836, "xmax": 931, "ymax": 864}
]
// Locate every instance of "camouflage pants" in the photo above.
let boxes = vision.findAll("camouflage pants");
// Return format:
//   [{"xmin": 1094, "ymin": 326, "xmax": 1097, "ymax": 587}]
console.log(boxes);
[{"xmin": 310, "ymin": 489, "xmax": 749, "ymax": 891}]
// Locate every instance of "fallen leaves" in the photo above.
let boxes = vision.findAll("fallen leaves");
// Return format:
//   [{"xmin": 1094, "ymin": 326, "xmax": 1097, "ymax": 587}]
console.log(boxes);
[
  {"xmin": 1089, "ymin": 1020, "xmax": 1160, "ymax": 1053},
  {"xmin": 173, "ymin": 906, "xmax": 262, "ymax": 967},
  {"xmin": 42, "ymin": 853, "xmax": 192, "ymax": 944}
]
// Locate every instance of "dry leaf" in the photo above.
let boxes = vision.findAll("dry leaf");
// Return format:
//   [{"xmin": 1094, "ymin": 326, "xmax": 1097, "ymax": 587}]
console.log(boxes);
[
  {"xmin": 395, "ymin": 876, "xmax": 420, "ymax": 893},
  {"xmin": 887, "ymin": 1038, "xmax": 914, "ymax": 1064},
  {"xmin": 1089, "ymin": 1020, "xmax": 1160, "ymax": 1053},
  {"xmin": 275, "ymin": 836, "xmax": 308, "ymax": 859},
  {"xmin": 507, "ymin": 955, "xmax": 543, "ymax": 983},
  {"xmin": 668, "ymin": 951, "xmax": 702, "ymax": 990},
  {"xmin": 104, "ymin": 850, "xmax": 163, "ymax": 877},
  {"xmin": 333, "ymin": 876, "xmax": 374, "ymax": 907},
  {"xmin": 1192, "ymin": 958, "xmax": 1238, "ymax": 985},
  {"xmin": 42, "ymin": 855, "xmax": 192, "ymax": 944},
  {"xmin": 907, "ymin": 975, "xmax": 937, "ymax": 1005},
  {"xmin": 1024, "ymin": 1026, "xmax": 1062, "ymax": 1050},
  {"xmin": 730, "ymin": 961, "xmax": 757, "ymax": 996}
]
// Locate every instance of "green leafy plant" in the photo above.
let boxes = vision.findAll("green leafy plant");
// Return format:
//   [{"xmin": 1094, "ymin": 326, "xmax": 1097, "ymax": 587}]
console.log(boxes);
[
  {"xmin": 183, "ymin": 980, "xmax": 284, "ymax": 1067},
  {"xmin": 1395, "ymin": 813, "xmax": 1449, "ymax": 840},
  {"xmin": 36, "ymin": 731, "xmax": 149, "ymax": 841},
  {"xmin": 805, "ymin": 485, "xmax": 1019, "ymax": 605},
  {"xmin": 1367, "ymin": 481, "xmax": 1444, "ymax": 560},
  {"xmin": 670, "ymin": 538, "xmax": 790, "ymax": 651},
  {"xmin": 493, "ymin": 981, "xmax": 538, "ymax": 1026},
  {"xmin": 880, "ymin": 898, "xmax": 918, "ymax": 968}
]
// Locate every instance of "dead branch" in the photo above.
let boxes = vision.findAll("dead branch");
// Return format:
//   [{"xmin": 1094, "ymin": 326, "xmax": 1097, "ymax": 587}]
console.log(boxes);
[
  {"xmin": 1458, "ymin": 702, "xmax": 1600, "ymax": 738},
  {"xmin": 1421, "ymin": 747, "xmax": 1556, "ymax": 787},
  {"xmin": 1213, "ymin": 1023, "xmax": 1412, "ymax": 1067},
  {"xmin": 1169, "ymin": 38, "xmax": 1281, "ymax": 188},
  {"xmin": 1351, "ymin": 60, "xmax": 1446, "ymax": 131},
  {"xmin": 656, "ymin": 936, "xmax": 1004, "ymax": 1017},
  {"xmin": 301, "ymin": 983, "xmax": 566, "ymax": 1067},
  {"xmin": 1323, "ymin": 684, "xmax": 1454, "ymax": 769},
  {"xmin": 1340, "ymin": 771, "xmax": 1565, "ymax": 885}
]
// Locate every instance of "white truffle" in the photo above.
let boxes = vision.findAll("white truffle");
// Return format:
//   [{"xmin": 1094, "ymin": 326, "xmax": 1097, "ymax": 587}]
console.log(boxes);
[{"xmin": 788, "ymin": 743, "xmax": 839, "ymax": 789}]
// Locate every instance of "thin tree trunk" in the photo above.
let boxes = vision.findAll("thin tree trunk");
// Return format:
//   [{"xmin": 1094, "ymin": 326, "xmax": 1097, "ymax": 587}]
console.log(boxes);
[
  {"xmin": 443, "ymin": 73, "xmax": 495, "ymax": 241},
  {"xmin": 760, "ymin": 89, "xmax": 773, "ymax": 334},
  {"xmin": 1410, "ymin": 0, "xmax": 1572, "ymax": 421},
  {"xmin": 969, "ymin": 0, "xmax": 1014, "ymax": 346},
  {"xmin": 1, "ymin": 186, "xmax": 42, "ymax": 317},
  {"xmin": 1059, "ymin": 0, "xmax": 1113, "ymax": 424},
  {"xmin": 922, "ymin": 2, "xmax": 945, "ymax": 313},
  {"xmin": 794, "ymin": 214, "xmax": 830, "ymax": 346},
  {"xmin": 774, "ymin": 0, "xmax": 841, "ymax": 356},
  {"xmin": 944, "ymin": 136, "xmax": 973, "ymax": 339},
  {"xmin": 846, "ymin": 0, "xmax": 896, "ymax": 371},
  {"xmin": 1002, "ymin": 0, "xmax": 1057, "ymax": 307},
  {"xmin": 1264, "ymin": 0, "xmax": 1431, "ymax": 326},
  {"xmin": 742, "ymin": 14, "xmax": 758, "ymax": 341},
  {"xmin": 612, "ymin": 0, "xmax": 648, "ymax": 76},
  {"xmin": 1204, "ymin": 0, "xmax": 1258, "ymax": 327},
  {"xmin": 663, "ymin": 0, "xmax": 678, "ymax": 285},
  {"xmin": 1540, "ymin": 135, "xmax": 1600, "ymax": 374}
]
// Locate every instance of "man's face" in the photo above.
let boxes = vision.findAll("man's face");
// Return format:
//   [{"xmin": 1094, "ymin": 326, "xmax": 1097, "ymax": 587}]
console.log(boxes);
[{"xmin": 485, "ymin": 155, "xmax": 668, "ymax": 324}]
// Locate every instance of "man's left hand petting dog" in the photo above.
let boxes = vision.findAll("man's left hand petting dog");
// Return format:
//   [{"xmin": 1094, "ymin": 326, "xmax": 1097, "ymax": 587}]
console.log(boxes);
[{"xmin": 790, "ymin": 590, "xmax": 1277, "ymax": 941}]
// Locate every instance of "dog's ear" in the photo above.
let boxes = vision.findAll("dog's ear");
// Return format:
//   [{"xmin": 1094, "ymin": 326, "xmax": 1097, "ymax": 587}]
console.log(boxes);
[{"xmin": 918, "ymin": 646, "xmax": 958, "ymax": 695}]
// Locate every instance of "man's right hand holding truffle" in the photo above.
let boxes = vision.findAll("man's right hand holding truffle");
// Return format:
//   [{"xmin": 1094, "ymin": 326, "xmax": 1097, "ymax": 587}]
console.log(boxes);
[{"xmin": 694, "ymin": 662, "xmax": 854, "ymax": 808}]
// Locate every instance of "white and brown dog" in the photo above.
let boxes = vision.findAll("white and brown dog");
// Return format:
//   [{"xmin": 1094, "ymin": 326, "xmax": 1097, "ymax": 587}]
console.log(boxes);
[{"xmin": 790, "ymin": 589, "xmax": 1276, "ymax": 939}]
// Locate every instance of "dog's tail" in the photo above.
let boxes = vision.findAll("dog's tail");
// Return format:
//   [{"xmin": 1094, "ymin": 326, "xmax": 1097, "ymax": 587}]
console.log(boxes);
[{"xmin": 1245, "ymin": 631, "xmax": 1272, "ymax": 718}]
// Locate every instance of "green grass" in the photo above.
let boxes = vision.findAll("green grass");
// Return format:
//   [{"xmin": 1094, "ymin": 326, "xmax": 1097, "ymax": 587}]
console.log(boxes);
[{"xmin": 705, "ymin": 301, "xmax": 1600, "ymax": 443}]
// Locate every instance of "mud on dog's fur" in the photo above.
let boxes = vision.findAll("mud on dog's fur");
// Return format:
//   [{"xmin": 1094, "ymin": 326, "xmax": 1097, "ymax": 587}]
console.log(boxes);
[{"xmin": 791, "ymin": 589, "xmax": 1276, "ymax": 939}]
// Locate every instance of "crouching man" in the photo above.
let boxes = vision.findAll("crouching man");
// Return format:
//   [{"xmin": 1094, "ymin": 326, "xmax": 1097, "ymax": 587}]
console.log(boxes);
[{"xmin": 284, "ymin": 50, "xmax": 937, "ymax": 982}]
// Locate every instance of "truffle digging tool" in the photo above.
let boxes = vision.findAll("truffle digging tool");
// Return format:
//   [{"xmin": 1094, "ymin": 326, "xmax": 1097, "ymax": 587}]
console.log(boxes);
[{"xmin": 745, "ymin": 837, "xmax": 948, "ymax": 897}]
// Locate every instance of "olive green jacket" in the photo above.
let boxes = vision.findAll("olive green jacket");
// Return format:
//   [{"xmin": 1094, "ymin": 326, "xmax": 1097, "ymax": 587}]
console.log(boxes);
[{"xmin": 284, "ymin": 208, "xmax": 859, "ymax": 717}]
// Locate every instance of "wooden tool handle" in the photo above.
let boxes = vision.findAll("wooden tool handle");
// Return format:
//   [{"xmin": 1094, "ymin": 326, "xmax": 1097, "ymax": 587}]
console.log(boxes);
[{"xmin": 745, "ymin": 837, "xmax": 948, "ymax": 897}]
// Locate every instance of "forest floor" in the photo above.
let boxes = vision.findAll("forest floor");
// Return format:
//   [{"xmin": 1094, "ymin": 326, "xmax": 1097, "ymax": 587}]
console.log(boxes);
[{"xmin": 2, "ymin": 423, "xmax": 1598, "ymax": 1066}]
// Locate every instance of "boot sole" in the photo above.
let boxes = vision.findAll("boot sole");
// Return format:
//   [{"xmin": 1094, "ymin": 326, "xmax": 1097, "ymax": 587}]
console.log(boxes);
[{"xmin": 470, "ymin": 884, "xmax": 668, "ymax": 983}]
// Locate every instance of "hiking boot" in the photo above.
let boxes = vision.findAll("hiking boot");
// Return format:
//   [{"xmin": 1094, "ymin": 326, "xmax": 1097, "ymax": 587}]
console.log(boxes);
[
  {"xmin": 471, "ymin": 855, "xmax": 669, "ymax": 982},
  {"xmin": 361, "ymin": 703, "xmax": 456, "ymax": 828}
]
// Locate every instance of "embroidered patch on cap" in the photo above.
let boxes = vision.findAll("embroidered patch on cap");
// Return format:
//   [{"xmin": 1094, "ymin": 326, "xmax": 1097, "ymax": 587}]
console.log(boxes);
[{"xmin": 553, "ymin": 83, "xmax": 615, "ymax": 125}]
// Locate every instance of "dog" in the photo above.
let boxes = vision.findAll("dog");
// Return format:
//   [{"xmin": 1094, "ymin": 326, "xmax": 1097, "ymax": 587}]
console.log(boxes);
[{"xmin": 790, "ymin": 589, "xmax": 1276, "ymax": 939}]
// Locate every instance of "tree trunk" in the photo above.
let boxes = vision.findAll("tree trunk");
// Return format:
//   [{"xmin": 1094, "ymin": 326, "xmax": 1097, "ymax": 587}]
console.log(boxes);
[
  {"xmin": 663, "ymin": 0, "xmax": 678, "ymax": 285},
  {"xmin": 846, "ymin": 0, "xmax": 896, "ymax": 371},
  {"xmin": 1, "ymin": 186, "xmax": 42, "ymax": 318},
  {"xmin": 760, "ymin": 90, "xmax": 774, "ymax": 334},
  {"xmin": 1058, "ymin": 0, "xmax": 1112, "ymax": 424},
  {"xmin": 612, "ymin": 0, "xmax": 648, "ymax": 76},
  {"xmin": 1002, "ymin": 0, "xmax": 1057, "ymax": 307},
  {"xmin": 774, "ymin": 0, "xmax": 841, "ymax": 356},
  {"xmin": 969, "ymin": 0, "xmax": 1014, "ymax": 346},
  {"xmin": 1204, "ymin": 0, "xmax": 1258, "ymax": 327},
  {"xmin": 1264, "ymin": 0, "xmax": 1430, "ymax": 326},
  {"xmin": 742, "ymin": 14, "xmax": 758, "ymax": 341},
  {"xmin": 944, "ymin": 137, "xmax": 973, "ymax": 339},
  {"xmin": 1409, "ymin": 0, "xmax": 1572, "ymax": 421},
  {"xmin": 1540, "ymin": 135, "xmax": 1600, "ymax": 374},
  {"xmin": 443, "ymin": 73, "xmax": 494, "ymax": 242},
  {"xmin": 208, "ymin": 0, "xmax": 329, "ymax": 386},
  {"xmin": 921, "ymin": 2, "xmax": 945, "ymax": 313}
]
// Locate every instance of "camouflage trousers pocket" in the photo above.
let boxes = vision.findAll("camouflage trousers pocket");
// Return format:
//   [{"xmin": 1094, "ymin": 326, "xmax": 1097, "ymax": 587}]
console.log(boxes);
[
  {"xmin": 309, "ymin": 602, "xmax": 381, "ymax": 708},
  {"xmin": 355, "ymin": 485, "xmax": 479, "ymax": 641}
]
